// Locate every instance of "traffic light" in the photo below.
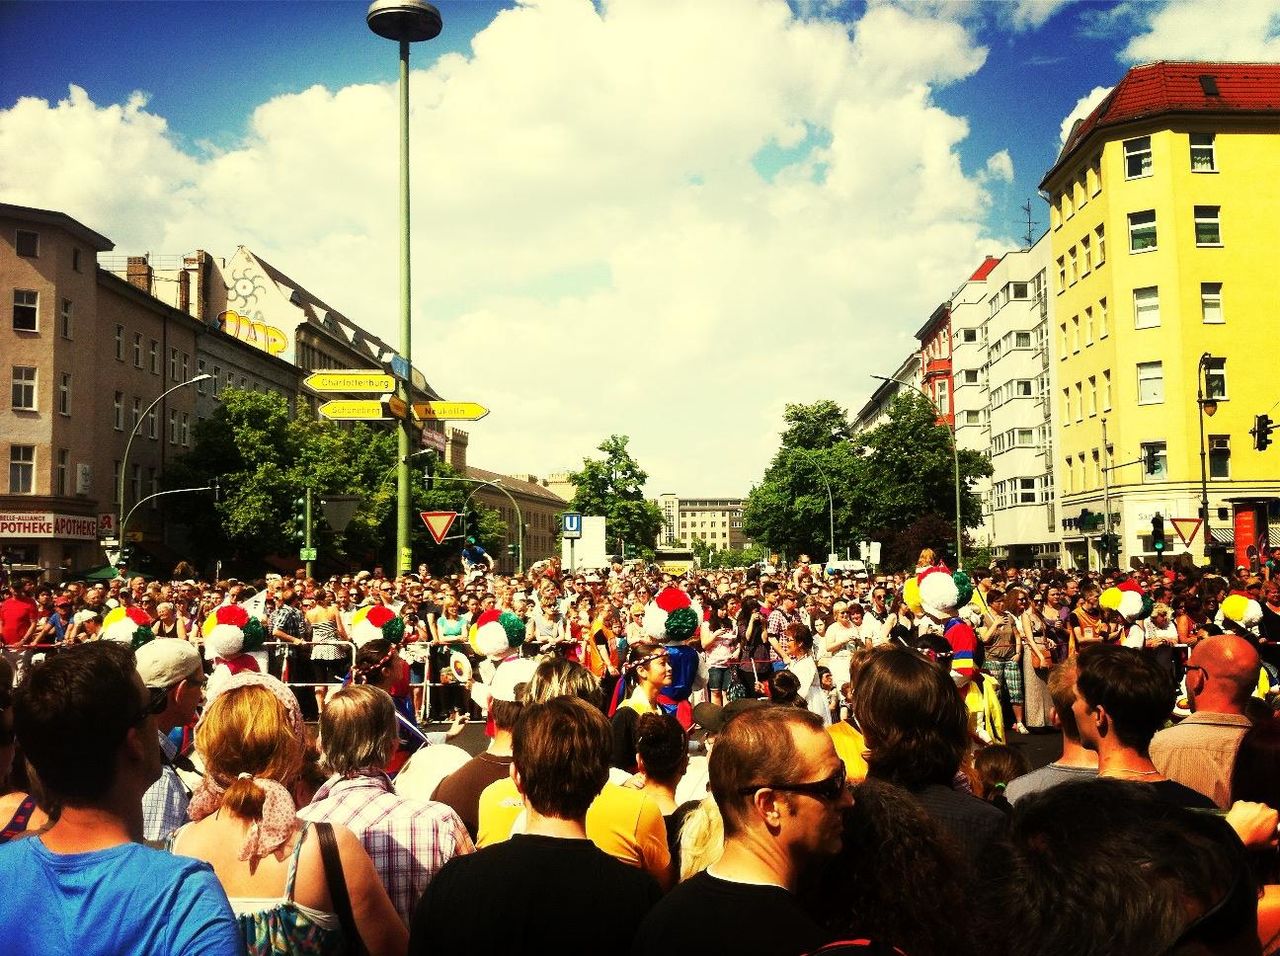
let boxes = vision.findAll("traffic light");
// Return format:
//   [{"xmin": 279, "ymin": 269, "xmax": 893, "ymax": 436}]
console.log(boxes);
[
  {"xmin": 1251, "ymin": 414, "xmax": 1274, "ymax": 451},
  {"xmin": 292, "ymin": 496, "xmax": 306, "ymax": 541},
  {"xmin": 507, "ymin": 543, "xmax": 518, "ymax": 557},
  {"xmin": 1151, "ymin": 513, "xmax": 1166, "ymax": 553},
  {"xmin": 1079, "ymin": 508, "xmax": 1094, "ymax": 531},
  {"xmin": 1144, "ymin": 445, "xmax": 1158, "ymax": 475},
  {"xmin": 422, "ymin": 450, "xmax": 435, "ymax": 490}
]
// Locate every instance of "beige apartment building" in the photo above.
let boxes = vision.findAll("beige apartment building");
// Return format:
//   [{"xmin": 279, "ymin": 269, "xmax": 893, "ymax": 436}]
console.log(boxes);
[{"xmin": 658, "ymin": 494, "xmax": 750, "ymax": 551}]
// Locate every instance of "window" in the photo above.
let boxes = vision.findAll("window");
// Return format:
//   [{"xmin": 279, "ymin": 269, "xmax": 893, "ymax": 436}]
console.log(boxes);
[
  {"xmin": 180, "ymin": 412, "xmax": 190, "ymax": 447},
  {"xmin": 1209, "ymin": 435, "xmax": 1230, "ymax": 479},
  {"xmin": 1138, "ymin": 361, "xmax": 1164, "ymax": 405},
  {"xmin": 1081, "ymin": 235, "xmax": 1092, "ymax": 275},
  {"xmin": 15, "ymin": 230, "xmax": 38, "ymax": 257},
  {"xmin": 197, "ymin": 360, "xmax": 207, "ymax": 393},
  {"xmin": 1011, "ymin": 282, "xmax": 1029, "ymax": 299},
  {"xmin": 1016, "ymin": 380, "xmax": 1033, "ymax": 397},
  {"xmin": 131, "ymin": 464, "xmax": 142, "ymax": 505},
  {"xmin": 1103, "ymin": 369, "xmax": 1112, "ymax": 411},
  {"xmin": 1141, "ymin": 441, "xmax": 1168, "ymax": 483},
  {"xmin": 1063, "ymin": 188, "xmax": 1074, "ymax": 219},
  {"xmin": 1194, "ymin": 205, "xmax": 1221, "ymax": 246},
  {"xmin": 1129, "ymin": 210, "xmax": 1157, "ymax": 252},
  {"xmin": 1203, "ymin": 357, "xmax": 1227, "ymax": 400},
  {"xmin": 1134, "ymin": 286, "xmax": 1160, "ymax": 329},
  {"xmin": 168, "ymin": 410, "xmax": 178, "ymax": 445},
  {"xmin": 1057, "ymin": 257, "xmax": 1065, "ymax": 292},
  {"xmin": 1062, "ymin": 388, "xmax": 1071, "ymax": 425},
  {"xmin": 1074, "ymin": 383, "xmax": 1083, "ymax": 422},
  {"xmin": 58, "ymin": 373, "xmax": 71, "ymax": 416},
  {"xmin": 1071, "ymin": 316, "xmax": 1080, "ymax": 352},
  {"xmin": 181, "ymin": 353, "xmax": 189, "ymax": 382},
  {"xmin": 147, "ymin": 407, "xmax": 157, "ymax": 440},
  {"xmin": 1069, "ymin": 246, "xmax": 1078, "ymax": 284},
  {"xmin": 149, "ymin": 340, "xmax": 160, "ymax": 375},
  {"xmin": 9, "ymin": 446, "xmax": 35, "ymax": 493},
  {"xmin": 1020, "ymin": 478, "xmax": 1037, "ymax": 504},
  {"xmin": 1190, "ymin": 133, "xmax": 1216, "ymax": 172},
  {"xmin": 56, "ymin": 449, "xmax": 69, "ymax": 497},
  {"xmin": 72, "ymin": 247, "xmax": 82, "ymax": 272},
  {"xmin": 1096, "ymin": 224, "xmax": 1106, "ymax": 265},
  {"xmin": 169, "ymin": 347, "xmax": 179, "ymax": 381},
  {"xmin": 213, "ymin": 365, "xmax": 221, "ymax": 397},
  {"xmin": 11, "ymin": 367, "xmax": 37, "ymax": 410},
  {"xmin": 59, "ymin": 299, "xmax": 73, "ymax": 339},
  {"xmin": 115, "ymin": 324, "xmax": 124, "ymax": 360},
  {"xmin": 13, "ymin": 290, "xmax": 38, "ymax": 331},
  {"xmin": 149, "ymin": 467, "xmax": 159, "ymax": 509},
  {"xmin": 113, "ymin": 391, "xmax": 124, "ymax": 430},
  {"xmin": 131, "ymin": 397, "xmax": 141, "ymax": 432},
  {"xmin": 133, "ymin": 333, "xmax": 143, "ymax": 368},
  {"xmin": 1201, "ymin": 282, "xmax": 1223, "ymax": 324},
  {"xmin": 1076, "ymin": 171, "xmax": 1088, "ymax": 208},
  {"xmin": 1060, "ymin": 323, "xmax": 1068, "ymax": 358},
  {"xmin": 1091, "ymin": 154, "xmax": 1102, "ymax": 195},
  {"xmin": 1015, "ymin": 331, "xmax": 1032, "ymax": 348},
  {"xmin": 962, "ymin": 369, "xmax": 979, "ymax": 384},
  {"xmin": 961, "ymin": 328, "xmax": 978, "ymax": 343},
  {"xmin": 935, "ymin": 380, "xmax": 949, "ymax": 415},
  {"xmin": 1124, "ymin": 136, "xmax": 1152, "ymax": 178},
  {"xmin": 961, "ymin": 410, "xmax": 981, "ymax": 426},
  {"xmin": 1085, "ymin": 307, "xmax": 1094, "ymax": 345},
  {"xmin": 1099, "ymin": 297, "xmax": 1109, "ymax": 337},
  {"xmin": 1051, "ymin": 200, "xmax": 1061, "ymax": 231},
  {"xmin": 1088, "ymin": 376, "xmax": 1098, "ymax": 416}
]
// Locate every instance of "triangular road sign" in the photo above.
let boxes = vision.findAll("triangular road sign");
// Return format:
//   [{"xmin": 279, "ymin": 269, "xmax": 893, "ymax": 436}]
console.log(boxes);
[
  {"xmin": 420, "ymin": 511, "xmax": 458, "ymax": 545},
  {"xmin": 1170, "ymin": 517, "xmax": 1202, "ymax": 547}
]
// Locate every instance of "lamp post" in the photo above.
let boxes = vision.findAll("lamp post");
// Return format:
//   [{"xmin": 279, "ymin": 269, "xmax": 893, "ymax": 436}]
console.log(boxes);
[
  {"xmin": 367, "ymin": 0, "xmax": 442, "ymax": 575},
  {"xmin": 871, "ymin": 374, "xmax": 964, "ymax": 569},
  {"xmin": 115, "ymin": 373, "xmax": 212, "ymax": 567},
  {"xmin": 796, "ymin": 448, "xmax": 835, "ymax": 560},
  {"xmin": 1197, "ymin": 352, "xmax": 1218, "ymax": 565}
]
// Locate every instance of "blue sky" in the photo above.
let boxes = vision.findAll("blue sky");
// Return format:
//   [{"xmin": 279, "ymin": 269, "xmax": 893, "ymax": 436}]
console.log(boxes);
[{"xmin": 3, "ymin": 0, "xmax": 1277, "ymax": 494}]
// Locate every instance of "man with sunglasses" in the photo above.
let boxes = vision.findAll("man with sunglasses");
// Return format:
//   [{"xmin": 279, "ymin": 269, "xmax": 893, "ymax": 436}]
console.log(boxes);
[
  {"xmin": 633, "ymin": 705, "xmax": 848, "ymax": 955},
  {"xmin": 1, "ymin": 642, "xmax": 240, "ymax": 955},
  {"xmin": 136, "ymin": 639, "xmax": 207, "ymax": 844}
]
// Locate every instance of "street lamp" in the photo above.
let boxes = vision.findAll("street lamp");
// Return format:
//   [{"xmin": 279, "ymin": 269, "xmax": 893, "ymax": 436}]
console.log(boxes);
[
  {"xmin": 871, "ymin": 374, "xmax": 964, "ymax": 569},
  {"xmin": 796, "ymin": 448, "xmax": 835, "ymax": 561},
  {"xmin": 1197, "ymin": 352, "xmax": 1218, "ymax": 565},
  {"xmin": 366, "ymin": 0, "xmax": 443, "ymax": 575},
  {"xmin": 115, "ymin": 373, "xmax": 212, "ymax": 567}
]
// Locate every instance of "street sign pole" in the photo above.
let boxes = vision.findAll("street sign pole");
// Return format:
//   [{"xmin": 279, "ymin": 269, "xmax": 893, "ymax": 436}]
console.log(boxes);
[{"xmin": 304, "ymin": 487, "xmax": 314, "ymax": 579}]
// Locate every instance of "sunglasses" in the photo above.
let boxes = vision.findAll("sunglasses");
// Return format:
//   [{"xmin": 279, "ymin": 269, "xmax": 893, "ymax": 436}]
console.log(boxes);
[
  {"xmin": 738, "ymin": 764, "xmax": 848, "ymax": 802},
  {"xmin": 132, "ymin": 688, "xmax": 170, "ymax": 726}
]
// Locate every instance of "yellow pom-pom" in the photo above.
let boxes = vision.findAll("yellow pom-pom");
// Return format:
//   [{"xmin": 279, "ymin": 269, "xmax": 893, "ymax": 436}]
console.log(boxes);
[
  {"xmin": 1099, "ymin": 587, "xmax": 1123, "ymax": 611},
  {"xmin": 903, "ymin": 577, "xmax": 923, "ymax": 614},
  {"xmin": 1221, "ymin": 594, "xmax": 1248, "ymax": 623}
]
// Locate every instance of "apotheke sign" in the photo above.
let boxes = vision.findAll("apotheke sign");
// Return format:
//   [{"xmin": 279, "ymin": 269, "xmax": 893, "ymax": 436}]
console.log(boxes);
[{"xmin": 0, "ymin": 513, "xmax": 98, "ymax": 539}]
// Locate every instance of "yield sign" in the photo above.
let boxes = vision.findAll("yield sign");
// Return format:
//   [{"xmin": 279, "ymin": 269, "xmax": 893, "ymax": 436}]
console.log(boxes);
[
  {"xmin": 1170, "ymin": 517, "xmax": 1202, "ymax": 546},
  {"xmin": 420, "ymin": 511, "xmax": 458, "ymax": 544}
]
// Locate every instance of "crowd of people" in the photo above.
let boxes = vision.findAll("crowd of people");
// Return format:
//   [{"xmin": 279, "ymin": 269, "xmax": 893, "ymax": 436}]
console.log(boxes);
[{"xmin": 1, "ymin": 548, "xmax": 1279, "ymax": 955}]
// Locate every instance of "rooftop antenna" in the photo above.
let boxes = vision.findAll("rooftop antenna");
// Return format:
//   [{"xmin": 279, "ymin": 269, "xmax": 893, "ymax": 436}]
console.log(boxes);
[{"xmin": 1019, "ymin": 199, "xmax": 1038, "ymax": 249}]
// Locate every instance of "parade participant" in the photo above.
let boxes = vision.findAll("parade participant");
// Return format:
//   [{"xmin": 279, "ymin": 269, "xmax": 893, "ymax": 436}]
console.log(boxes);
[
  {"xmin": 173, "ymin": 673, "xmax": 406, "ymax": 956},
  {"xmin": 412, "ymin": 697, "xmax": 660, "ymax": 956},
  {"xmin": 1, "ymin": 642, "xmax": 242, "ymax": 956},
  {"xmin": 633, "ymin": 706, "xmax": 847, "ymax": 956},
  {"xmin": 300, "ymin": 684, "xmax": 473, "ymax": 925},
  {"xmin": 136, "ymin": 638, "xmax": 206, "ymax": 844},
  {"xmin": 980, "ymin": 588, "xmax": 1028, "ymax": 735},
  {"xmin": 612, "ymin": 641, "xmax": 673, "ymax": 772},
  {"xmin": 307, "ymin": 587, "xmax": 348, "ymax": 714},
  {"xmin": 204, "ymin": 603, "xmax": 264, "ymax": 700}
]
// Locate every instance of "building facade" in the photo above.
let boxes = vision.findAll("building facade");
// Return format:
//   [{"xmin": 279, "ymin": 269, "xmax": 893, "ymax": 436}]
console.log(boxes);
[
  {"xmin": 1042, "ymin": 61, "xmax": 1280, "ymax": 570},
  {"xmin": 949, "ymin": 257, "xmax": 1000, "ymax": 545},
  {"xmin": 658, "ymin": 494, "xmax": 750, "ymax": 552}
]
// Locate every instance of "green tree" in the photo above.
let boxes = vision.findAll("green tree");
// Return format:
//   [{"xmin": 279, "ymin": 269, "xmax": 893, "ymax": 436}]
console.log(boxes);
[{"xmin": 568, "ymin": 435, "xmax": 664, "ymax": 555}]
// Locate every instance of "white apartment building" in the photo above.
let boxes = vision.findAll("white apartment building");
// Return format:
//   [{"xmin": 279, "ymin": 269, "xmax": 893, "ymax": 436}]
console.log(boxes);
[
  {"xmin": 949, "ymin": 257, "xmax": 999, "ymax": 546},
  {"xmin": 658, "ymin": 495, "xmax": 750, "ymax": 551}
]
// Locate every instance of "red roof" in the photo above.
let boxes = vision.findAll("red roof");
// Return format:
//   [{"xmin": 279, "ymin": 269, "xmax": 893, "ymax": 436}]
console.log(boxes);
[
  {"xmin": 969, "ymin": 256, "xmax": 1001, "ymax": 282},
  {"xmin": 1041, "ymin": 61, "xmax": 1280, "ymax": 189}
]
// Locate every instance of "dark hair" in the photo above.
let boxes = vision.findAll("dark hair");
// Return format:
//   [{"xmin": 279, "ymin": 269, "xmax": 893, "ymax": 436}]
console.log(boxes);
[
  {"xmin": 854, "ymin": 646, "xmax": 968, "ymax": 788},
  {"xmin": 803, "ymin": 779, "xmax": 976, "ymax": 956},
  {"xmin": 353, "ymin": 639, "xmax": 396, "ymax": 686},
  {"xmin": 973, "ymin": 744, "xmax": 1030, "ymax": 800},
  {"xmin": 635, "ymin": 712, "xmax": 686, "ymax": 787},
  {"xmin": 490, "ymin": 697, "xmax": 524, "ymax": 733},
  {"xmin": 975, "ymin": 779, "xmax": 1256, "ymax": 956},
  {"xmin": 784, "ymin": 621, "xmax": 813, "ymax": 652},
  {"xmin": 15, "ymin": 642, "xmax": 141, "ymax": 804},
  {"xmin": 710, "ymin": 705, "xmax": 823, "ymax": 837},
  {"xmin": 513, "ymin": 697, "xmax": 610, "ymax": 820},
  {"xmin": 1075, "ymin": 644, "xmax": 1173, "ymax": 751},
  {"xmin": 770, "ymin": 669, "xmax": 802, "ymax": 706}
]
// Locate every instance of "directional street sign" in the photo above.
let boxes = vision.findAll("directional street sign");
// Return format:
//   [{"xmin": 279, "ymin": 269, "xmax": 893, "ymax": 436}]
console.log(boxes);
[
  {"xmin": 318, "ymin": 399, "xmax": 388, "ymax": 421},
  {"xmin": 411, "ymin": 401, "xmax": 490, "ymax": 422},
  {"xmin": 420, "ymin": 511, "xmax": 458, "ymax": 545},
  {"xmin": 304, "ymin": 371, "xmax": 395, "ymax": 393},
  {"xmin": 562, "ymin": 511, "xmax": 583, "ymax": 540},
  {"xmin": 299, "ymin": 547, "xmax": 318, "ymax": 561},
  {"xmin": 1170, "ymin": 517, "xmax": 1202, "ymax": 546}
]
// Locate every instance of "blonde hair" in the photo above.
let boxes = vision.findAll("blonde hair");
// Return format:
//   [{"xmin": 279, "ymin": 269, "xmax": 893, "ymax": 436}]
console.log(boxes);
[
  {"xmin": 678, "ymin": 796, "xmax": 724, "ymax": 882},
  {"xmin": 917, "ymin": 548, "xmax": 936, "ymax": 568},
  {"xmin": 196, "ymin": 685, "xmax": 304, "ymax": 821},
  {"xmin": 318, "ymin": 685, "xmax": 397, "ymax": 776}
]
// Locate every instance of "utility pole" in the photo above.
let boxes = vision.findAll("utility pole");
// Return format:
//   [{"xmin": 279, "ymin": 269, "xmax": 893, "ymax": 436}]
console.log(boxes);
[{"xmin": 1101, "ymin": 417, "xmax": 1114, "ymax": 569}]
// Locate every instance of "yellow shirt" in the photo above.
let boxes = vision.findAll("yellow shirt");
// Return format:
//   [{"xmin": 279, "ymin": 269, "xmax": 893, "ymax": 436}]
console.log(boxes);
[
  {"xmin": 476, "ymin": 778, "xmax": 673, "ymax": 890},
  {"xmin": 827, "ymin": 721, "xmax": 869, "ymax": 783}
]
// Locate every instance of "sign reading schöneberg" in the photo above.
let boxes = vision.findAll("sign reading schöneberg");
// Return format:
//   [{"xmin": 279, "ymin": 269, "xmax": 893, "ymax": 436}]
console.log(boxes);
[{"xmin": 0, "ymin": 513, "xmax": 99, "ymax": 539}]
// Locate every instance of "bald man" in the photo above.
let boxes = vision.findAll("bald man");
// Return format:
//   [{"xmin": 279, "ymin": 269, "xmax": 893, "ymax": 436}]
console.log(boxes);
[{"xmin": 1150, "ymin": 634, "xmax": 1261, "ymax": 808}]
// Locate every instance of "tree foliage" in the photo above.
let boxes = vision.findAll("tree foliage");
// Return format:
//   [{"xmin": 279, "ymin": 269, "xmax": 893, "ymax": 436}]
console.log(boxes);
[
  {"xmin": 165, "ymin": 390, "xmax": 505, "ymax": 576},
  {"xmin": 568, "ymin": 435, "xmax": 664, "ymax": 554},
  {"xmin": 742, "ymin": 395, "xmax": 992, "ymax": 568}
]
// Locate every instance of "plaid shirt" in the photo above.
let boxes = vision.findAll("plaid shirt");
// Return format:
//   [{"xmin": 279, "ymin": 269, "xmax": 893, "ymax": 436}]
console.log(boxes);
[
  {"xmin": 298, "ymin": 769, "xmax": 474, "ymax": 924},
  {"xmin": 142, "ymin": 732, "xmax": 189, "ymax": 845}
]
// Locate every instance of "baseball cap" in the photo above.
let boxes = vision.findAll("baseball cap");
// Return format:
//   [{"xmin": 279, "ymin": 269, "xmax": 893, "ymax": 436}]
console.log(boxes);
[
  {"xmin": 72, "ymin": 609, "xmax": 99, "ymax": 625},
  {"xmin": 54, "ymin": 596, "xmax": 72, "ymax": 608},
  {"xmin": 136, "ymin": 640, "xmax": 203, "ymax": 689}
]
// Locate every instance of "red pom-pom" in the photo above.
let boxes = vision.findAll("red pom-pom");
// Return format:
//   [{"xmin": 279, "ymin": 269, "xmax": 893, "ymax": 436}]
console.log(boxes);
[
  {"xmin": 216, "ymin": 604, "xmax": 249, "ymax": 628},
  {"xmin": 126, "ymin": 606, "xmax": 151, "ymax": 626},
  {"xmin": 1118, "ymin": 579, "xmax": 1143, "ymax": 595},
  {"xmin": 366, "ymin": 605, "xmax": 395, "ymax": 628},
  {"xmin": 475, "ymin": 608, "xmax": 502, "ymax": 628},
  {"xmin": 916, "ymin": 566, "xmax": 951, "ymax": 586},
  {"xmin": 655, "ymin": 588, "xmax": 690, "ymax": 613}
]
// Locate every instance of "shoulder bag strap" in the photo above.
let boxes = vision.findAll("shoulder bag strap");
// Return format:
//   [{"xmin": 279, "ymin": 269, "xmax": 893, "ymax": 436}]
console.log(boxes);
[{"xmin": 315, "ymin": 821, "xmax": 368, "ymax": 956}]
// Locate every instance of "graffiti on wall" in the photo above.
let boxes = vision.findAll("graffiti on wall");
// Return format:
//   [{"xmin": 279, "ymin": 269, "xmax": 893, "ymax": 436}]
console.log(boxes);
[{"xmin": 220, "ymin": 263, "xmax": 292, "ymax": 360}]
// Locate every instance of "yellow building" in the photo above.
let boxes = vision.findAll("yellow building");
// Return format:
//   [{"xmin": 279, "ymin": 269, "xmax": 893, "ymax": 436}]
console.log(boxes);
[{"xmin": 1041, "ymin": 62, "xmax": 1280, "ymax": 570}]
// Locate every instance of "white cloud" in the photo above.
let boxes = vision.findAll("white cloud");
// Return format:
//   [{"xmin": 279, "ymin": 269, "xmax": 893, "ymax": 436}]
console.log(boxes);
[
  {"xmin": 983, "ymin": 149, "xmax": 1014, "ymax": 183},
  {"xmin": 0, "ymin": 0, "xmax": 1008, "ymax": 496},
  {"xmin": 1002, "ymin": 0, "xmax": 1076, "ymax": 32},
  {"xmin": 1120, "ymin": 0, "xmax": 1280, "ymax": 62},
  {"xmin": 1059, "ymin": 85, "xmax": 1112, "ymax": 144}
]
